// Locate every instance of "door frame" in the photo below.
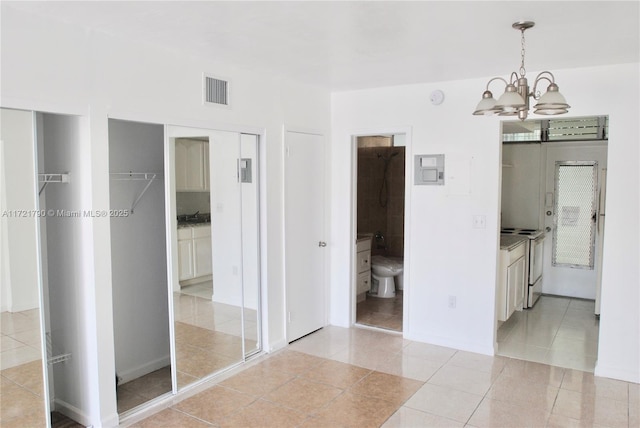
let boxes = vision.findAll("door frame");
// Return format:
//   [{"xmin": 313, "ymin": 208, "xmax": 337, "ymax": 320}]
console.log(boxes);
[{"xmin": 349, "ymin": 126, "xmax": 413, "ymax": 333}]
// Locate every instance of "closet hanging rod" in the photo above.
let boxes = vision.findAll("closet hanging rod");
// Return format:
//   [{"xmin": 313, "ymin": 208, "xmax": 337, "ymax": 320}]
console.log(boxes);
[
  {"xmin": 110, "ymin": 172, "xmax": 162, "ymax": 213},
  {"xmin": 109, "ymin": 172, "xmax": 162, "ymax": 181}
]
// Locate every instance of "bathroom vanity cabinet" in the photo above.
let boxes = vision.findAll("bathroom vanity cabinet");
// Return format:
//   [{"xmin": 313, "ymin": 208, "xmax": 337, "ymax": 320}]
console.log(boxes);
[{"xmin": 355, "ymin": 237, "xmax": 372, "ymax": 302}]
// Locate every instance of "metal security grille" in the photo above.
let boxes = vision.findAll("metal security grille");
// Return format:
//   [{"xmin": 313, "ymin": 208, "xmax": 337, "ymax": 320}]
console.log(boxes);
[
  {"xmin": 204, "ymin": 75, "xmax": 229, "ymax": 106},
  {"xmin": 552, "ymin": 162, "xmax": 598, "ymax": 269}
]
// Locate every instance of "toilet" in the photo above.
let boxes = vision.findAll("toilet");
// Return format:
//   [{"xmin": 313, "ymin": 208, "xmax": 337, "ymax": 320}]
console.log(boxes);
[{"xmin": 370, "ymin": 256, "xmax": 404, "ymax": 298}]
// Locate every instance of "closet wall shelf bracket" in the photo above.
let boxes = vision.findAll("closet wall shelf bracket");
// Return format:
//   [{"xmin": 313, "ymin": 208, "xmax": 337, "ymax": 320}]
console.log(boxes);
[
  {"xmin": 110, "ymin": 172, "xmax": 162, "ymax": 213},
  {"xmin": 38, "ymin": 172, "xmax": 70, "ymax": 195},
  {"xmin": 48, "ymin": 353, "xmax": 72, "ymax": 365}
]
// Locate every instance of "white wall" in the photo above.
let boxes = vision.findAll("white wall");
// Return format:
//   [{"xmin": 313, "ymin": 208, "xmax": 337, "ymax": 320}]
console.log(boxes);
[
  {"xmin": 109, "ymin": 119, "xmax": 170, "ymax": 384},
  {"xmin": 1, "ymin": 5, "xmax": 331, "ymax": 425},
  {"xmin": 0, "ymin": 108, "xmax": 40, "ymax": 313},
  {"xmin": 331, "ymin": 63, "xmax": 639, "ymax": 383}
]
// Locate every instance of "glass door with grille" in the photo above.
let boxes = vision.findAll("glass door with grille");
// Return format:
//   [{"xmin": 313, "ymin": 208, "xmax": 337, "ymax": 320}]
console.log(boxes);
[{"xmin": 543, "ymin": 144, "xmax": 607, "ymax": 298}]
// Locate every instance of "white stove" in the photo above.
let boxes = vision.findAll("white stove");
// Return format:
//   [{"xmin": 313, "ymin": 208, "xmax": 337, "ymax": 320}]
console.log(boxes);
[
  {"xmin": 501, "ymin": 228, "xmax": 545, "ymax": 308},
  {"xmin": 500, "ymin": 228, "xmax": 545, "ymax": 239}
]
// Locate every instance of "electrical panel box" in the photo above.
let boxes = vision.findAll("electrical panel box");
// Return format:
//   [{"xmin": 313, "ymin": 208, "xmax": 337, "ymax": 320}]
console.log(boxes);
[
  {"xmin": 239, "ymin": 158, "xmax": 252, "ymax": 183},
  {"xmin": 414, "ymin": 154, "xmax": 445, "ymax": 185}
]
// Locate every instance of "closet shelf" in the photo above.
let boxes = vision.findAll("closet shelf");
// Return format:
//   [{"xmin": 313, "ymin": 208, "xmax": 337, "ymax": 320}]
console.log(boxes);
[{"xmin": 110, "ymin": 171, "xmax": 162, "ymax": 213}]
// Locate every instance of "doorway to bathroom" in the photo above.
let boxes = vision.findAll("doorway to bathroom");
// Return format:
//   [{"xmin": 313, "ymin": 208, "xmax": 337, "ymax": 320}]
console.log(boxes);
[{"xmin": 353, "ymin": 134, "xmax": 406, "ymax": 332}]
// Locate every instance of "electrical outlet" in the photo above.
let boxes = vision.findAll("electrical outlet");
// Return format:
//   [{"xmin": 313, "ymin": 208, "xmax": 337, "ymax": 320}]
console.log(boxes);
[
  {"xmin": 472, "ymin": 215, "xmax": 486, "ymax": 229},
  {"xmin": 448, "ymin": 295, "xmax": 457, "ymax": 309}
]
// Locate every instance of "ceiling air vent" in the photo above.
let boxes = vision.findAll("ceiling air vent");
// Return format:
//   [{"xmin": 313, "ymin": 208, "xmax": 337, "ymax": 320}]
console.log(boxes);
[{"xmin": 203, "ymin": 74, "xmax": 229, "ymax": 107}]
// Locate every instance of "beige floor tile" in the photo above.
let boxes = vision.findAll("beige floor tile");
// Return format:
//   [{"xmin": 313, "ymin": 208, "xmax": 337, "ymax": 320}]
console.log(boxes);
[
  {"xmin": 132, "ymin": 408, "xmax": 213, "ymax": 427},
  {"xmin": 117, "ymin": 387, "xmax": 150, "ymax": 413},
  {"xmin": 219, "ymin": 398, "xmax": 307, "ymax": 428},
  {"xmin": 0, "ymin": 359, "xmax": 44, "ymax": 396},
  {"xmin": 546, "ymin": 413, "xmax": 610, "ymax": 428},
  {"xmin": 331, "ymin": 345, "xmax": 397, "ymax": 370},
  {"xmin": 173, "ymin": 385, "xmax": 256, "ymax": 424},
  {"xmin": 552, "ymin": 389, "xmax": 629, "ymax": 427},
  {"xmin": 0, "ymin": 407, "xmax": 47, "ymax": 428},
  {"xmin": 561, "ymin": 369, "xmax": 629, "ymax": 401},
  {"xmin": 0, "ymin": 386, "xmax": 44, "ymax": 423},
  {"xmin": 446, "ymin": 351, "xmax": 508, "ymax": 374},
  {"xmin": 259, "ymin": 350, "xmax": 326, "ymax": 375},
  {"xmin": 264, "ymin": 377, "xmax": 342, "ymax": 414},
  {"xmin": 301, "ymin": 359, "xmax": 372, "ymax": 389},
  {"xmin": 0, "ymin": 344, "xmax": 41, "ymax": 369},
  {"xmin": 374, "ymin": 352, "xmax": 443, "ymax": 381},
  {"xmin": 382, "ymin": 406, "xmax": 464, "ymax": 428},
  {"xmin": 219, "ymin": 364, "xmax": 295, "ymax": 396},
  {"xmin": 467, "ymin": 397, "xmax": 550, "ymax": 428},
  {"xmin": 427, "ymin": 364, "xmax": 497, "ymax": 396},
  {"xmin": 119, "ymin": 366, "xmax": 172, "ymax": 400},
  {"xmin": 488, "ymin": 374, "xmax": 559, "ymax": 412},
  {"xmin": 630, "ymin": 383, "xmax": 640, "ymax": 428},
  {"xmin": 500, "ymin": 358, "xmax": 565, "ymax": 387},
  {"xmin": 312, "ymin": 391, "xmax": 398, "ymax": 428},
  {"xmin": 403, "ymin": 383, "xmax": 483, "ymax": 423},
  {"xmin": 401, "ymin": 341, "xmax": 456, "ymax": 364},
  {"xmin": 348, "ymin": 371, "xmax": 423, "ymax": 406},
  {"xmin": 0, "ymin": 336, "xmax": 24, "ymax": 352}
]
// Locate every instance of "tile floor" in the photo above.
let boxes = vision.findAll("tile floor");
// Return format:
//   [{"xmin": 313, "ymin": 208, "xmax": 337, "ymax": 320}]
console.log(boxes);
[
  {"xmin": 497, "ymin": 295, "xmax": 600, "ymax": 372},
  {"xmin": 117, "ymin": 288, "xmax": 259, "ymax": 413},
  {"xmin": 130, "ymin": 326, "xmax": 638, "ymax": 428},
  {"xmin": 356, "ymin": 290, "xmax": 403, "ymax": 332}
]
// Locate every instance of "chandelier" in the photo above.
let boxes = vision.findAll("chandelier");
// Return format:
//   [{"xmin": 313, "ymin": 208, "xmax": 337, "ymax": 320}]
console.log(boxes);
[{"xmin": 473, "ymin": 21, "xmax": 570, "ymax": 120}]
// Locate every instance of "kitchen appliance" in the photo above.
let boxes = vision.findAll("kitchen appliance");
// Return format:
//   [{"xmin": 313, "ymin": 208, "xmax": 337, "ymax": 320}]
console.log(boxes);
[{"xmin": 501, "ymin": 228, "xmax": 545, "ymax": 308}]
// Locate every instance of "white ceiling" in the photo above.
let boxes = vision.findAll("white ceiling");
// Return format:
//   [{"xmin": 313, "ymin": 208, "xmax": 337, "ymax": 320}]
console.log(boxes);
[{"xmin": 5, "ymin": 1, "xmax": 639, "ymax": 91}]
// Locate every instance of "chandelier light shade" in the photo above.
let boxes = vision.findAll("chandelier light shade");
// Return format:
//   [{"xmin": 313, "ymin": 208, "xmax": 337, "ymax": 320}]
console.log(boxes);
[{"xmin": 473, "ymin": 21, "xmax": 571, "ymax": 120}]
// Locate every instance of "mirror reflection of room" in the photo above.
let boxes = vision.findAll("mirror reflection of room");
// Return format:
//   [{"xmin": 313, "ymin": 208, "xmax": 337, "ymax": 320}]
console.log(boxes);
[
  {"xmin": 1, "ymin": 108, "xmax": 48, "ymax": 427},
  {"xmin": 172, "ymin": 131, "xmax": 244, "ymax": 390}
]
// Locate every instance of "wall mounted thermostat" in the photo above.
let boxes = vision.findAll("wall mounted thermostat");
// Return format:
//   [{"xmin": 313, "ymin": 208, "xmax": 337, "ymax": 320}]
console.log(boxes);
[{"xmin": 414, "ymin": 154, "xmax": 445, "ymax": 185}]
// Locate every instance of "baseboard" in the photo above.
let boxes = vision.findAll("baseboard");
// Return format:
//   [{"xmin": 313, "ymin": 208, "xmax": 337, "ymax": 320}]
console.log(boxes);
[
  {"xmin": 117, "ymin": 355, "xmax": 171, "ymax": 385},
  {"xmin": 403, "ymin": 331, "xmax": 495, "ymax": 356},
  {"xmin": 594, "ymin": 362, "xmax": 640, "ymax": 384},
  {"xmin": 268, "ymin": 338, "xmax": 288, "ymax": 353},
  {"xmin": 53, "ymin": 398, "xmax": 90, "ymax": 427}
]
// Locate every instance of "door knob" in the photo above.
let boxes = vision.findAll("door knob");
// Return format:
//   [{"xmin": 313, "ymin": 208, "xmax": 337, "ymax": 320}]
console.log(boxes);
[
  {"xmin": 545, "ymin": 227, "xmax": 551, "ymax": 232},
  {"xmin": 318, "ymin": 241, "xmax": 327, "ymax": 247}
]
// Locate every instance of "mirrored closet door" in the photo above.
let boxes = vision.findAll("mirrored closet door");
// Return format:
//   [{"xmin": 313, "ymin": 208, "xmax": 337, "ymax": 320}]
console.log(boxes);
[{"xmin": 167, "ymin": 125, "xmax": 261, "ymax": 391}]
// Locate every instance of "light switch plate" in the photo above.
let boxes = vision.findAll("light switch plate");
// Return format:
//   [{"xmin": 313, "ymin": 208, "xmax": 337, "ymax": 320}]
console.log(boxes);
[{"xmin": 472, "ymin": 215, "xmax": 486, "ymax": 229}]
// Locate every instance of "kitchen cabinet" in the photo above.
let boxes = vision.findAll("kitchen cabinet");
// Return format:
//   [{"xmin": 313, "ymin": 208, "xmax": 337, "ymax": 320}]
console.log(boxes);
[
  {"xmin": 497, "ymin": 237, "xmax": 526, "ymax": 322},
  {"xmin": 355, "ymin": 237, "xmax": 372, "ymax": 301},
  {"xmin": 175, "ymin": 139, "xmax": 209, "ymax": 191},
  {"xmin": 178, "ymin": 224, "xmax": 212, "ymax": 283}
]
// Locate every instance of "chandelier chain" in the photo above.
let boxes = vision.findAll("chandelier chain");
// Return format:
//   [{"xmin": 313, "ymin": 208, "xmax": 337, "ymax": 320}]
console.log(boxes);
[{"xmin": 520, "ymin": 29, "xmax": 526, "ymax": 77}]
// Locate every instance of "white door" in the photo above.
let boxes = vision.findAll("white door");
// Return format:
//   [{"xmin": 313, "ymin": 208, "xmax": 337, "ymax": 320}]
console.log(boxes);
[
  {"xmin": 285, "ymin": 131, "xmax": 326, "ymax": 342},
  {"xmin": 543, "ymin": 144, "xmax": 607, "ymax": 299}
]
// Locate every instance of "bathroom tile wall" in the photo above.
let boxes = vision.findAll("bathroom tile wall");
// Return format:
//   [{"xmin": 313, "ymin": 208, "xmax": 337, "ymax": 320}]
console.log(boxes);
[{"xmin": 357, "ymin": 140, "xmax": 405, "ymax": 258}]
